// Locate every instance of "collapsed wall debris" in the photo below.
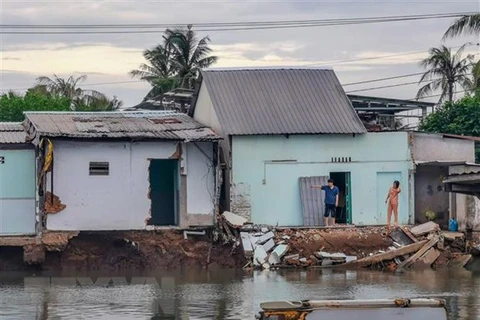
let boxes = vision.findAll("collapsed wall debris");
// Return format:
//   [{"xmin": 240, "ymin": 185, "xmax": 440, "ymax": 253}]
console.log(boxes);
[{"xmin": 219, "ymin": 211, "xmax": 474, "ymax": 272}]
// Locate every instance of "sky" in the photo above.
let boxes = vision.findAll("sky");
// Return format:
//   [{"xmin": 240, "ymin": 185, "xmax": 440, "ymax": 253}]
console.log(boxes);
[{"xmin": 1, "ymin": 0, "xmax": 479, "ymax": 107}]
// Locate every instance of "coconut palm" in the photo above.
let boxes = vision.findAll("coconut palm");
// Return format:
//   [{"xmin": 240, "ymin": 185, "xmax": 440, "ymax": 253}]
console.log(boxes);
[
  {"xmin": 443, "ymin": 13, "xmax": 480, "ymax": 39},
  {"xmin": 129, "ymin": 44, "xmax": 178, "ymax": 99},
  {"xmin": 130, "ymin": 26, "xmax": 217, "ymax": 101},
  {"xmin": 33, "ymin": 75, "xmax": 110, "ymax": 110},
  {"xmin": 473, "ymin": 60, "xmax": 480, "ymax": 90},
  {"xmin": 164, "ymin": 25, "xmax": 218, "ymax": 89},
  {"xmin": 416, "ymin": 45, "xmax": 474, "ymax": 103}
]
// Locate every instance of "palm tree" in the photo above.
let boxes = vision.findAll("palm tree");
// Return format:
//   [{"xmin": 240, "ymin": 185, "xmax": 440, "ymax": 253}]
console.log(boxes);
[
  {"xmin": 130, "ymin": 25, "xmax": 217, "ymax": 101},
  {"xmin": 33, "ymin": 75, "xmax": 111, "ymax": 110},
  {"xmin": 443, "ymin": 13, "xmax": 480, "ymax": 39},
  {"xmin": 416, "ymin": 45, "xmax": 474, "ymax": 103},
  {"xmin": 473, "ymin": 60, "xmax": 480, "ymax": 90},
  {"xmin": 164, "ymin": 25, "xmax": 218, "ymax": 89},
  {"xmin": 129, "ymin": 44, "xmax": 178, "ymax": 99}
]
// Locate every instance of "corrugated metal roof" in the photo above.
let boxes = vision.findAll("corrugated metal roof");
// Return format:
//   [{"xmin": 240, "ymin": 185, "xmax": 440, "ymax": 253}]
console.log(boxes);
[
  {"xmin": 200, "ymin": 68, "xmax": 367, "ymax": 135},
  {"xmin": 24, "ymin": 111, "xmax": 221, "ymax": 141},
  {"xmin": 0, "ymin": 122, "xmax": 27, "ymax": 144}
]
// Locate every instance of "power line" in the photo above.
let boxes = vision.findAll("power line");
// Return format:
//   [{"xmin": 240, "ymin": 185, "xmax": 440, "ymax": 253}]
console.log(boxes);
[
  {"xmin": 3, "ymin": 12, "xmax": 472, "ymax": 29},
  {"xmin": 342, "ymin": 72, "xmax": 426, "ymax": 86},
  {"xmin": 1, "ymin": 12, "xmax": 475, "ymax": 34},
  {"xmin": 345, "ymin": 80, "xmax": 425, "ymax": 93}
]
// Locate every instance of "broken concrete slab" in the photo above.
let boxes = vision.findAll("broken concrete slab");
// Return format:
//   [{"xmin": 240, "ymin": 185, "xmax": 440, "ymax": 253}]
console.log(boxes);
[
  {"xmin": 322, "ymin": 259, "xmax": 333, "ymax": 266},
  {"xmin": 315, "ymin": 252, "xmax": 346, "ymax": 261},
  {"xmin": 271, "ymin": 244, "xmax": 289, "ymax": 259},
  {"xmin": 222, "ymin": 211, "xmax": 248, "ymax": 227},
  {"xmin": 410, "ymin": 222, "xmax": 439, "ymax": 237},
  {"xmin": 255, "ymin": 231, "xmax": 275, "ymax": 245},
  {"xmin": 262, "ymin": 239, "xmax": 275, "ymax": 253},
  {"xmin": 284, "ymin": 254, "xmax": 299, "ymax": 261},
  {"xmin": 268, "ymin": 252, "xmax": 281, "ymax": 265},
  {"xmin": 411, "ymin": 248, "xmax": 440, "ymax": 269},
  {"xmin": 240, "ymin": 232, "xmax": 253, "ymax": 254},
  {"xmin": 299, "ymin": 258, "xmax": 308, "ymax": 264},
  {"xmin": 449, "ymin": 254, "xmax": 472, "ymax": 268},
  {"xmin": 443, "ymin": 232, "xmax": 465, "ymax": 241},
  {"xmin": 345, "ymin": 256, "xmax": 357, "ymax": 263},
  {"xmin": 254, "ymin": 246, "xmax": 268, "ymax": 266},
  {"xmin": 281, "ymin": 235, "xmax": 291, "ymax": 240},
  {"xmin": 350, "ymin": 240, "xmax": 428, "ymax": 268}
]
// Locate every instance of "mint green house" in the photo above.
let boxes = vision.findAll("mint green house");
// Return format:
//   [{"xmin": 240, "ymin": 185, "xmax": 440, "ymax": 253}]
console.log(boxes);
[
  {"xmin": 0, "ymin": 123, "xmax": 36, "ymax": 235},
  {"xmin": 191, "ymin": 68, "xmax": 476, "ymax": 227}
]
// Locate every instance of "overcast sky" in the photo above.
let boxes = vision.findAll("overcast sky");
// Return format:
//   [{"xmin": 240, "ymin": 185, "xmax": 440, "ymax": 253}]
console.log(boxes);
[{"xmin": 1, "ymin": 0, "xmax": 479, "ymax": 107}]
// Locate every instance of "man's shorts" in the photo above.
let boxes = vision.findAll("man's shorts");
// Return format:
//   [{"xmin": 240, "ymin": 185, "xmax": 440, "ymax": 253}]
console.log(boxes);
[{"xmin": 324, "ymin": 204, "xmax": 336, "ymax": 218}]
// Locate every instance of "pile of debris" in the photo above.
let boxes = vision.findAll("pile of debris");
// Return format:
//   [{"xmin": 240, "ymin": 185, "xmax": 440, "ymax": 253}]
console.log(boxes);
[{"xmin": 220, "ymin": 210, "xmax": 474, "ymax": 271}]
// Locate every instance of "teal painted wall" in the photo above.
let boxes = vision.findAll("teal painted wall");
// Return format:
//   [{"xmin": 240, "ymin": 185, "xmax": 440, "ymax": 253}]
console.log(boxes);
[
  {"xmin": 0, "ymin": 149, "xmax": 36, "ymax": 235},
  {"xmin": 231, "ymin": 132, "xmax": 412, "ymax": 226}
]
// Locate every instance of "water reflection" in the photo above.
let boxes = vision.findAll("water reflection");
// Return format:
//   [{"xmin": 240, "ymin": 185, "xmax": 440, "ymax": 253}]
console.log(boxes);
[{"xmin": 0, "ymin": 268, "xmax": 479, "ymax": 319}]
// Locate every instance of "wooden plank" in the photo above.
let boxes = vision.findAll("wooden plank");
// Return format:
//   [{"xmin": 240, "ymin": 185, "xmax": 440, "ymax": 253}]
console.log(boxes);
[
  {"xmin": 449, "ymin": 254, "xmax": 472, "ymax": 268},
  {"xmin": 349, "ymin": 240, "xmax": 428, "ymax": 268},
  {"xmin": 411, "ymin": 248, "xmax": 440, "ymax": 269},
  {"xmin": 402, "ymin": 227, "xmax": 419, "ymax": 243},
  {"xmin": 397, "ymin": 236, "xmax": 439, "ymax": 269}
]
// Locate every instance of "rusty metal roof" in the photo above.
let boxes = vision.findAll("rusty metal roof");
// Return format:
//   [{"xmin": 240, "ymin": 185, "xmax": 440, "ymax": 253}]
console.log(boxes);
[
  {"xmin": 24, "ymin": 111, "xmax": 220, "ymax": 141},
  {"xmin": 0, "ymin": 122, "xmax": 27, "ymax": 144},
  {"xmin": 198, "ymin": 68, "xmax": 367, "ymax": 135}
]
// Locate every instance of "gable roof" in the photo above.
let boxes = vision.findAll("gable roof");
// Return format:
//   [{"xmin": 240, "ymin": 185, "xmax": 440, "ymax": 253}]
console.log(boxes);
[
  {"xmin": 196, "ymin": 68, "xmax": 366, "ymax": 135},
  {"xmin": 24, "ymin": 111, "xmax": 220, "ymax": 141},
  {"xmin": 0, "ymin": 122, "xmax": 27, "ymax": 144}
]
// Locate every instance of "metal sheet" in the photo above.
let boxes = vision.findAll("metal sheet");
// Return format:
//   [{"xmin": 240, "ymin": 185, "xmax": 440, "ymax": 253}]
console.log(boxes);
[
  {"xmin": 24, "ymin": 111, "xmax": 221, "ymax": 141},
  {"xmin": 299, "ymin": 176, "xmax": 329, "ymax": 226},
  {"xmin": 200, "ymin": 68, "xmax": 366, "ymax": 135},
  {"xmin": 0, "ymin": 122, "xmax": 27, "ymax": 144}
]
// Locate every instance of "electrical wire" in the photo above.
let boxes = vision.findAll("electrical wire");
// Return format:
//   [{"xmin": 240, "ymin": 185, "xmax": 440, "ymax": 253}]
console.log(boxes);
[{"xmin": 0, "ymin": 12, "xmax": 475, "ymax": 34}]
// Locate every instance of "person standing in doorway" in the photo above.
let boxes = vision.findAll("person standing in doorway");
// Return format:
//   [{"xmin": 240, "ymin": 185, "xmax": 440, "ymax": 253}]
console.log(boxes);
[
  {"xmin": 385, "ymin": 180, "xmax": 401, "ymax": 229},
  {"xmin": 312, "ymin": 179, "xmax": 339, "ymax": 227}
]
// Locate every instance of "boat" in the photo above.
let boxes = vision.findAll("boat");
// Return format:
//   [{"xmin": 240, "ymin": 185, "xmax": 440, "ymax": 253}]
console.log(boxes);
[{"xmin": 256, "ymin": 298, "xmax": 447, "ymax": 320}]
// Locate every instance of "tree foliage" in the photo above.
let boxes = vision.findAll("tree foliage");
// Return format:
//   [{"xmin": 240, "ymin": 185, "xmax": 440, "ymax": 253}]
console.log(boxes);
[
  {"xmin": 416, "ymin": 45, "xmax": 474, "ymax": 103},
  {"xmin": 443, "ymin": 13, "xmax": 480, "ymax": 39},
  {"xmin": 31, "ymin": 74, "xmax": 121, "ymax": 111},
  {"xmin": 419, "ymin": 93, "xmax": 480, "ymax": 161},
  {"xmin": 130, "ymin": 25, "xmax": 217, "ymax": 100},
  {"xmin": 0, "ymin": 91, "xmax": 71, "ymax": 122}
]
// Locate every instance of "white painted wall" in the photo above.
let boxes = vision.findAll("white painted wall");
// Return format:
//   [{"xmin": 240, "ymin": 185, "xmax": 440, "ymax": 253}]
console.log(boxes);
[
  {"xmin": 186, "ymin": 142, "xmax": 215, "ymax": 215},
  {"xmin": 46, "ymin": 140, "xmax": 215, "ymax": 231},
  {"xmin": 412, "ymin": 133, "xmax": 475, "ymax": 162}
]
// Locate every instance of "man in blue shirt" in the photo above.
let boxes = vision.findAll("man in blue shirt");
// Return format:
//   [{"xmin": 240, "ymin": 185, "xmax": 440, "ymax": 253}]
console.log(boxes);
[{"xmin": 312, "ymin": 179, "xmax": 339, "ymax": 227}]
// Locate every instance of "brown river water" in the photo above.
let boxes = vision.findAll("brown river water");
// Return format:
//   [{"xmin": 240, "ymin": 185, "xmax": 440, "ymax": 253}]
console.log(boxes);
[{"xmin": 0, "ymin": 263, "xmax": 479, "ymax": 319}]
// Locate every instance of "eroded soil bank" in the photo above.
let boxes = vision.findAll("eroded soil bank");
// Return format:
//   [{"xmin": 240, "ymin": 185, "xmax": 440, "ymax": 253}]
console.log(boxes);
[{"xmin": 0, "ymin": 227, "xmax": 473, "ymax": 272}]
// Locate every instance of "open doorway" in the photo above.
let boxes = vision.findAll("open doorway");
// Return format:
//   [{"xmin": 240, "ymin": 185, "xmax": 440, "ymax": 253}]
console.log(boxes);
[
  {"xmin": 330, "ymin": 172, "xmax": 352, "ymax": 224},
  {"xmin": 149, "ymin": 159, "xmax": 178, "ymax": 226}
]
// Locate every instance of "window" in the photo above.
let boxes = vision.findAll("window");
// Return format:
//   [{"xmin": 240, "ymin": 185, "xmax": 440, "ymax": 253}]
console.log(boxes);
[{"xmin": 89, "ymin": 162, "xmax": 109, "ymax": 176}]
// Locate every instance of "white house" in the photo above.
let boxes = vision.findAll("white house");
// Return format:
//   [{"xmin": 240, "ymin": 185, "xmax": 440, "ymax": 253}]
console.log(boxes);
[{"xmin": 23, "ymin": 111, "xmax": 221, "ymax": 231}]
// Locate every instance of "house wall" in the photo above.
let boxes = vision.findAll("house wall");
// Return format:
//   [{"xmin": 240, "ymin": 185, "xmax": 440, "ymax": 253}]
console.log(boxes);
[
  {"xmin": 412, "ymin": 133, "xmax": 475, "ymax": 162},
  {"xmin": 193, "ymin": 81, "xmax": 231, "ymax": 211},
  {"xmin": 45, "ymin": 140, "xmax": 215, "ymax": 231},
  {"xmin": 0, "ymin": 148, "xmax": 36, "ymax": 235},
  {"xmin": 414, "ymin": 165, "xmax": 449, "ymax": 228},
  {"xmin": 412, "ymin": 133, "xmax": 476, "ymax": 229},
  {"xmin": 231, "ymin": 132, "xmax": 412, "ymax": 226}
]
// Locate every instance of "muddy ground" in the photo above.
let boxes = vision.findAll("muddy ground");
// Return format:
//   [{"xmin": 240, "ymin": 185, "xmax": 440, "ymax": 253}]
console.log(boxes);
[{"xmin": 0, "ymin": 228, "xmax": 399, "ymax": 272}]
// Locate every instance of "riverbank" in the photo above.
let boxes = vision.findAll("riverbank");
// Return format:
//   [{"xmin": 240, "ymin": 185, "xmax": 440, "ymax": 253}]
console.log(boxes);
[{"xmin": 0, "ymin": 225, "xmax": 477, "ymax": 272}]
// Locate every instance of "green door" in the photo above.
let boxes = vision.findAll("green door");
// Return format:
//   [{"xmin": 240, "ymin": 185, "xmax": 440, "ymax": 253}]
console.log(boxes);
[
  {"xmin": 345, "ymin": 172, "xmax": 352, "ymax": 224},
  {"xmin": 149, "ymin": 159, "xmax": 178, "ymax": 226}
]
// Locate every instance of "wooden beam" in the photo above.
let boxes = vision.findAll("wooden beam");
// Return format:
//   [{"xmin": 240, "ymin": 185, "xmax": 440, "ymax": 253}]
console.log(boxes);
[
  {"xmin": 349, "ymin": 240, "xmax": 428, "ymax": 268},
  {"xmin": 397, "ymin": 236, "xmax": 439, "ymax": 269}
]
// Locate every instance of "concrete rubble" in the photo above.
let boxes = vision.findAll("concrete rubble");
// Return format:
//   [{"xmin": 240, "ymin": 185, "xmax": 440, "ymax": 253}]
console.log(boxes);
[{"xmin": 219, "ymin": 211, "xmax": 475, "ymax": 271}]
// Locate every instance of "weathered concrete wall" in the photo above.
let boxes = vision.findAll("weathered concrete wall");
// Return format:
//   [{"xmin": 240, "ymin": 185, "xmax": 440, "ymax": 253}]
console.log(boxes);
[
  {"xmin": 0, "ymin": 149, "xmax": 36, "ymax": 235},
  {"xmin": 231, "ymin": 132, "xmax": 412, "ymax": 226},
  {"xmin": 466, "ymin": 197, "xmax": 480, "ymax": 231},
  {"xmin": 414, "ymin": 166, "xmax": 449, "ymax": 228},
  {"xmin": 412, "ymin": 133, "xmax": 475, "ymax": 162},
  {"xmin": 45, "ymin": 140, "xmax": 215, "ymax": 231},
  {"xmin": 192, "ymin": 81, "xmax": 231, "ymax": 211}
]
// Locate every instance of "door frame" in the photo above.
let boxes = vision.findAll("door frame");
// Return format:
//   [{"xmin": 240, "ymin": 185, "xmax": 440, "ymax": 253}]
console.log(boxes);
[{"xmin": 329, "ymin": 171, "xmax": 352, "ymax": 224}]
